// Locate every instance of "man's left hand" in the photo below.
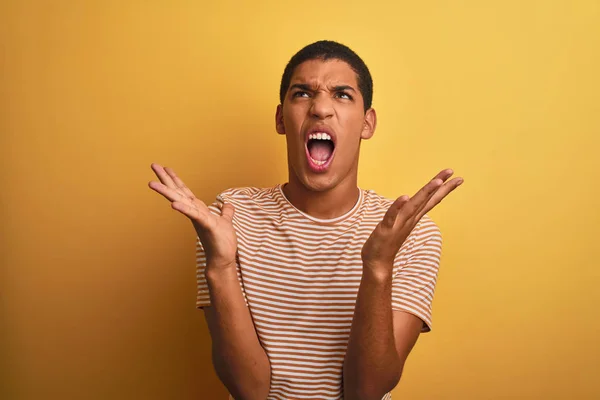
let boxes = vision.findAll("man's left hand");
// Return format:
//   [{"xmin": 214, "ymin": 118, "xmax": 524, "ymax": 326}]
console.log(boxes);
[{"xmin": 361, "ymin": 169, "xmax": 463, "ymax": 274}]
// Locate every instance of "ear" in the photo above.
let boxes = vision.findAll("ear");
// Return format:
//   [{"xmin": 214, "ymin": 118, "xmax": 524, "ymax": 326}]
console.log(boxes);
[
  {"xmin": 275, "ymin": 104, "xmax": 285, "ymax": 135},
  {"xmin": 360, "ymin": 108, "xmax": 377, "ymax": 140}
]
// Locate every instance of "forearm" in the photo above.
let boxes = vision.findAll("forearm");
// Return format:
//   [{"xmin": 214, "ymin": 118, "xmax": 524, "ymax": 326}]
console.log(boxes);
[
  {"xmin": 205, "ymin": 266, "xmax": 271, "ymax": 400},
  {"xmin": 343, "ymin": 265, "xmax": 402, "ymax": 400}
]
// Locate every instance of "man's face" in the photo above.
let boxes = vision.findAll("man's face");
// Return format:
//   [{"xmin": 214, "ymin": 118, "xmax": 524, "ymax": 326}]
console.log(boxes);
[{"xmin": 276, "ymin": 59, "xmax": 376, "ymax": 192}]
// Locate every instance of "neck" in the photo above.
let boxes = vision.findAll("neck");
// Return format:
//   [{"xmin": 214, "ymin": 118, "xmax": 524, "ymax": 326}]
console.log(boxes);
[{"xmin": 282, "ymin": 171, "xmax": 360, "ymax": 220}]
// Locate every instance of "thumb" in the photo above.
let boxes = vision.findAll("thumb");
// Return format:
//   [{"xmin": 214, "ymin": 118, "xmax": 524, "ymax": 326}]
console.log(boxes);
[
  {"xmin": 221, "ymin": 203, "xmax": 235, "ymax": 222},
  {"xmin": 382, "ymin": 195, "xmax": 409, "ymax": 228}
]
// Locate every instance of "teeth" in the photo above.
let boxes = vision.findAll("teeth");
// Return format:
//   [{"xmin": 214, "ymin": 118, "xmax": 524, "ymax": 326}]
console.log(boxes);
[
  {"xmin": 309, "ymin": 133, "xmax": 332, "ymax": 141},
  {"xmin": 311, "ymin": 158, "xmax": 326, "ymax": 166}
]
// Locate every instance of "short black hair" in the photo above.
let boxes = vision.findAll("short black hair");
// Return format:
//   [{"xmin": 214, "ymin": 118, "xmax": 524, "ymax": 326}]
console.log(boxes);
[{"xmin": 279, "ymin": 40, "xmax": 373, "ymax": 111}]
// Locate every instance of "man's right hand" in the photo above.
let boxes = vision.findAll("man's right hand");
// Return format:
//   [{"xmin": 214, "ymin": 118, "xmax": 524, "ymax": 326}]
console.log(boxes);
[
  {"xmin": 150, "ymin": 163, "xmax": 270, "ymax": 398},
  {"xmin": 148, "ymin": 163, "xmax": 238, "ymax": 271}
]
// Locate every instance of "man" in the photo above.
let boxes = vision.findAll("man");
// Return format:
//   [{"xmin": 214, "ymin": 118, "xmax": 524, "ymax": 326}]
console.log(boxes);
[{"xmin": 149, "ymin": 40, "xmax": 463, "ymax": 400}]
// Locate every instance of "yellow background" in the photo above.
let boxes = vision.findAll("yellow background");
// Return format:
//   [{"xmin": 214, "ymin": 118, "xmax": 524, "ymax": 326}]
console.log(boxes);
[{"xmin": 2, "ymin": 1, "xmax": 599, "ymax": 399}]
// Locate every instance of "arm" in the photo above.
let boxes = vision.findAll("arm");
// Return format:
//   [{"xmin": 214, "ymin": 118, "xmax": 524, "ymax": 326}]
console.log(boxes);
[
  {"xmin": 204, "ymin": 267, "xmax": 271, "ymax": 400},
  {"xmin": 148, "ymin": 163, "xmax": 270, "ymax": 399},
  {"xmin": 343, "ymin": 266, "xmax": 421, "ymax": 400},
  {"xmin": 344, "ymin": 169, "xmax": 463, "ymax": 399}
]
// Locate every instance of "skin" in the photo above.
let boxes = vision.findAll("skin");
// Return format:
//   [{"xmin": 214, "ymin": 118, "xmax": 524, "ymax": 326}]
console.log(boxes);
[
  {"xmin": 148, "ymin": 164, "xmax": 270, "ymax": 400},
  {"xmin": 344, "ymin": 168, "xmax": 461, "ymax": 399},
  {"xmin": 275, "ymin": 59, "xmax": 377, "ymax": 219},
  {"xmin": 149, "ymin": 58, "xmax": 463, "ymax": 399}
]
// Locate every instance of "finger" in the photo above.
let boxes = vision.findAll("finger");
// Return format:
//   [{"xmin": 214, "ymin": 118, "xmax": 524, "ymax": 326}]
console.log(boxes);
[
  {"xmin": 148, "ymin": 180, "xmax": 192, "ymax": 204},
  {"xmin": 412, "ymin": 169, "xmax": 455, "ymax": 216},
  {"xmin": 419, "ymin": 177, "xmax": 463, "ymax": 217},
  {"xmin": 172, "ymin": 201, "xmax": 210, "ymax": 227},
  {"xmin": 164, "ymin": 167, "xmax": 197, "ymax": 199},
  {"xmin": 382, "ymin": 195, "xmax": 410, "ymax": 228},
  {"xmin": 401, "ymin": 169, "xmax": 453, "ymax": 219},
  {"xmin": 220, "ymin": 203, "xmax": 235, "ymax": 222},
  {"xmin": 151, "ymin": 163, "xmax": 178, "ymax": 189}
]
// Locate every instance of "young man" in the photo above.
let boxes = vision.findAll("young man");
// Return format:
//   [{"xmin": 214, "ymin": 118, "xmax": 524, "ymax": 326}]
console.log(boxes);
[{"xmin": 149, "ymin": 41, "xmax": 463, "ymax": 400}]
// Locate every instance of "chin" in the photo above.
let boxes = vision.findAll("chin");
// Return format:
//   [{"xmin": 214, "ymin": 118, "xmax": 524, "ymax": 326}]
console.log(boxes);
[
  {"xmin": 299, "ymin": 172, "xmax": 340, "ymax": 193},
  {"xmin": 289, "ymin": 156, "xmax": 355, "ymax": 193}
]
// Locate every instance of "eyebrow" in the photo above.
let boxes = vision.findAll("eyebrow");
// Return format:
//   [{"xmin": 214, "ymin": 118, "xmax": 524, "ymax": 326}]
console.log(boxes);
[
  {"xmin": 332, "ymin": 85, "xmax": 356, "ymax": 92},
  {"xmin": 289, "ymin": 83, "xmax": 357, "ymax": 92}
]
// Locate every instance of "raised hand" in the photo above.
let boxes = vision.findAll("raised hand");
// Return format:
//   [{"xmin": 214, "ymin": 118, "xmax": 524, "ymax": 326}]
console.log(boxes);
[
  {"xmin": 361, "ymin": 169, "xmax": 463, "ymax": 272},
  {"xmin": 148, "ymin": 163, "xmax": 238, "ymax": 270}
]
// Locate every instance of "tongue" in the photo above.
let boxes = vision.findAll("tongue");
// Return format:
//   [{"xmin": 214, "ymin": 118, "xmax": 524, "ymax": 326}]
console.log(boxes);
[{"xmin": 309, "ymin": 141, "xmax": 333, "ymax": 161}]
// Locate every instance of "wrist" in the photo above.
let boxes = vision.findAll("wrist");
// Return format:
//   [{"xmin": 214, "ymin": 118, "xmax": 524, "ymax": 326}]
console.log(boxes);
[
  {"xmin": 205, "ymin": 261, "xmax": 238, "ymax": 281},
  {"xmin": 361, "ymin": 259, "xmax": 394, "ymax": 282}
]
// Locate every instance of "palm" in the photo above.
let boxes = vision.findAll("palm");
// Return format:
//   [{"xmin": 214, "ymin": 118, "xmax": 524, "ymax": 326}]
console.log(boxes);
[
  {"xmin": 148, "ymin": 163, "xmax": 237, "ymax": 267},
  {"xmin": 362, "ymin": 169, "xmax": 463, "ymax": 268}
]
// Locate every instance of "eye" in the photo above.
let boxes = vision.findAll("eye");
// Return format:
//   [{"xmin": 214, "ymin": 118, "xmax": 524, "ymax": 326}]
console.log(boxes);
[
  {"xmin": 335, "ymin": 91, "xmax": 353, "ymax": 100},
  {"xmin": 292, "ymin": 91, "xmax": 310, "ymax": 98}
]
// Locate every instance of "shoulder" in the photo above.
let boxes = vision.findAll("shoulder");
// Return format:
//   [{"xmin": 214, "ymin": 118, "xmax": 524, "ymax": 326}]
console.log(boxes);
[
  {"xmin": 217, "ymin": 186, "xmax": 261, "ymax": 201},
  {"xmin": 360, "ymin": 189, "xmax": 394, "ymax": 219},
  {"xmin": 213, "ymin": 186, "xmax": 281, "ymax": 215},
  {"xmin": 414, "ymin": 214, "xmax": 442, "ymax": 240},
  {"xmin": 402, "ymin": 214, "xmax": 443, "ymax": 266}
]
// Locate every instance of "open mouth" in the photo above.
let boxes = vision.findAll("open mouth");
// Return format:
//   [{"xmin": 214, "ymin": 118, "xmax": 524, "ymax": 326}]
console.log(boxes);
[{"xmin": 306, "ymin": 132, "xmax": 335, "ymax": 171}]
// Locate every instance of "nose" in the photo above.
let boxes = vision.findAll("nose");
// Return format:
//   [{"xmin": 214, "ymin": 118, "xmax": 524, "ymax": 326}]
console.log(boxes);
[{"xmin": 309, "ymin": 92, "xmax": 334, "ymax": 120}]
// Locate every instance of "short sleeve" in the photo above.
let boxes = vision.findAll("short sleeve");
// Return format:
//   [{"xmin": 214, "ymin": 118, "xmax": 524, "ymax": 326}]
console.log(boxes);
[
  {"xmin": 195, "ymin": 194, "xmax": 248, "ymax": 309},
  {"xmin": 391, "ymin": 215, "xmax": 443, "ymax": 332}
]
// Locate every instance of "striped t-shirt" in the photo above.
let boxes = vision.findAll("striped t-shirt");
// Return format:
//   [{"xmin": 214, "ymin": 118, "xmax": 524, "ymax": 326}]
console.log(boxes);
[{"xmin": 196, "ymin": 185, "xmax": 443, "ymax": 400}]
